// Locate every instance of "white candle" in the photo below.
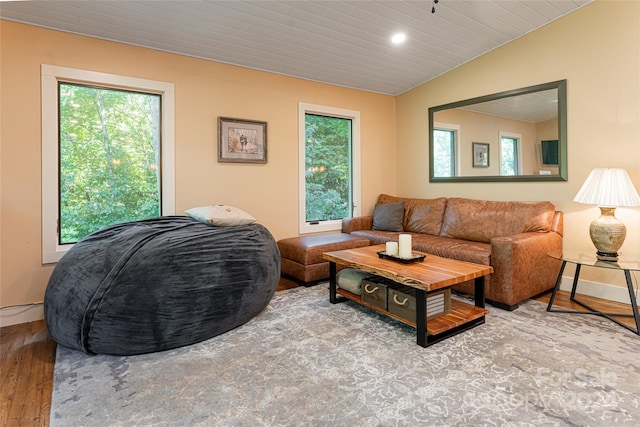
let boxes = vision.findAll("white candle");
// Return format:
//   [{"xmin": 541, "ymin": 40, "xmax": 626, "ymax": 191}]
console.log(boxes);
[
  {"xmin": 386, "ymin": 241, "xmax": 398, "ymax": 256},
  {"xmin": 398, "ymin": 234, "xmax": 412, "ymax": 259}
]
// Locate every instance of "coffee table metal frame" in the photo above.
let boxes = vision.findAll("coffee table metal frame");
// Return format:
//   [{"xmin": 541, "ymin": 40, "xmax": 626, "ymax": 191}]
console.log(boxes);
[{"xmin": 323, "ymin": 245, "xmax": 493, "ymax": 348}]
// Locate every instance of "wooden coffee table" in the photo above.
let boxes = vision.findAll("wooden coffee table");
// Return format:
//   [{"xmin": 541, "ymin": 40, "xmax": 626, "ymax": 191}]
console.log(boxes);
[{"xmin": 322, "ymin": 245, "xmax": 493, "ymax": 347}]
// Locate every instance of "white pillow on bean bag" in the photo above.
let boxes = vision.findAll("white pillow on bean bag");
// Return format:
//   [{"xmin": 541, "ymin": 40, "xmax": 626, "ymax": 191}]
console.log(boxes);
[{"xmin": 185, "ymin": 205, "xmax": 256, "ymax": 226}]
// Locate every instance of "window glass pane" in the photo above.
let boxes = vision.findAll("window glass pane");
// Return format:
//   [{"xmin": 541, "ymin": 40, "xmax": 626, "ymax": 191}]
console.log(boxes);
[
  {"xmin": 58, "ymin": 83, "xmax": 161, "ymax": 244},
  {"xmin": 433, "ymin": 129, "xmax": 455, "ymax": 177},
  {"xmin": 304, "ymin": 114, "xmax": 351, "ymax": 222},
  {"xmin": 500, "ymin": 136, "xmax": 518, "ymax": 176}
]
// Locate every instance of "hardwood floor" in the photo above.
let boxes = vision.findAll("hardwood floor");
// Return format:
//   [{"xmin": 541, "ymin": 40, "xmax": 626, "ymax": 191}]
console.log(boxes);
[
  {"xmin": 1, "ymin": 320, "xmax": 56, "ymax": 426},
  {"xmin": 1, "ymin": 280, "xmax": 636, "ymax": 426}
]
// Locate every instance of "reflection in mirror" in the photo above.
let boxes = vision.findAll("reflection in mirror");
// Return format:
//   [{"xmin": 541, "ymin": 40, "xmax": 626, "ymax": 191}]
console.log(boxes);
[{"xmin": 429, "ymin": 80, "xmax": 567, "ymax": 182}]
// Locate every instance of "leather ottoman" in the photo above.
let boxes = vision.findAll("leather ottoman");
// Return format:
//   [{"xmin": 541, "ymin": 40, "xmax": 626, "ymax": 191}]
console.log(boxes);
[{"xmin": 278, "ymin": 233, "xmax": 370, "ymax": 285}]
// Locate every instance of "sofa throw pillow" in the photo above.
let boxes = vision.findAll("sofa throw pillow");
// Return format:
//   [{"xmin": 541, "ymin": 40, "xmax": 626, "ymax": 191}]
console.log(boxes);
[
  {"xmin": 372, "ymin": 201, "xmax": 404, "ymax": 232},
  {"xmin": 185, "ymin": 205, "xmax": 256, "ymax": 226},
  {"xmin": 376, "ymin": 194, "xmax": 447, "ymax": 236}
]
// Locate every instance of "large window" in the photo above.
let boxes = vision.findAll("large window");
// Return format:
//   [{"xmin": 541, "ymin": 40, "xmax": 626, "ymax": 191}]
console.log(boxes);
[
  {"xmin": 58, "ymin": 83, "xmax": 162, "ymax": 244},
  {"xmin": 433, "ymin": 129, "xmax": 455, "ymax": 178},
  {"xmin": 298, "ymin": 103, "xmax": 360, "ymax": 234},
  {"xmin": 432, "ymin": 123, "xmax": 459, "ymax": 178},
  {"xmin": 500, "ymin": 132, "xmax": 521, "ymax": 176},
  {"xmin": 41, "ymin": 65, "xmax": 175, "ymax": 263}
]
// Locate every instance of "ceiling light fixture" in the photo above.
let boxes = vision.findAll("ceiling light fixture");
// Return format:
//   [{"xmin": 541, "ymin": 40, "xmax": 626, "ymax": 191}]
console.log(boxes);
[{"xmin": 390, "ymin": 33, "xmax": 407, "ymax": 45}]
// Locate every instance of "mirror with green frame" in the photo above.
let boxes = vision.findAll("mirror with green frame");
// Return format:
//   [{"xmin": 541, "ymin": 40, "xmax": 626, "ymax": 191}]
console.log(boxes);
[{"xmin": 429, "ymin": 80, "xmax": 567, "ymax": 182}]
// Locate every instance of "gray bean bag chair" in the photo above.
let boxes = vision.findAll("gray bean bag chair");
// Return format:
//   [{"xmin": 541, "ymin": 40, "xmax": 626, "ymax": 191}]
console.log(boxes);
[{"xmin": 44, "ymin": 216, "xmax": 280, "ymax": 355}]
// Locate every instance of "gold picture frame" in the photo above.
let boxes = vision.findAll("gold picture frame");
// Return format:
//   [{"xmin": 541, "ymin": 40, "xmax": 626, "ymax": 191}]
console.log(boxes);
[
  {"xmin": 472, "ymin": 142, "xmax": 489, "ymax": 168},
  {"xmin": 218, "ymin": 117, "xmax": 267, "ymax": 163}
]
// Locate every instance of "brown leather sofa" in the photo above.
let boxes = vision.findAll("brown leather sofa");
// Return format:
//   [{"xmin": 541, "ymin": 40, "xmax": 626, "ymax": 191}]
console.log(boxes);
[{"xmin": 342, "ymin": 194, "xmax": 563, "ymax": 310}]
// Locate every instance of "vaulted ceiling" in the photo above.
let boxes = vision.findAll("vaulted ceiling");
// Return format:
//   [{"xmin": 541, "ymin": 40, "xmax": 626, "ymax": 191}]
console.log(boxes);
[{"xmin": 1, "ymin": 1, "xmax": 591, "ymax": 95}]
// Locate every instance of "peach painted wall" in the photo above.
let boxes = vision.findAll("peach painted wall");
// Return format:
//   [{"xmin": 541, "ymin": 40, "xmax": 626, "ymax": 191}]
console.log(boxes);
[
  {"xmin": 0, "ymin": 21, "xmax": 396, "ymax": 312},
  {"xmin": 396, "ymin": 0, "xmax": 640, "ymax": 289}
]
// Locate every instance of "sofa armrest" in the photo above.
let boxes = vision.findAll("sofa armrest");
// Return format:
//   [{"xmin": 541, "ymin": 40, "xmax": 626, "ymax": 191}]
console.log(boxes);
[
  {"xmin": 490, "ymin": 231, "xmax": 563, "ymax": 307},
  {"xmin": 342, "ymin": 216, "xmax": 373, "ymax": 233},
  {"xmin": 552, "ymin": 211, "xmax": 563, "ymax": 237}
]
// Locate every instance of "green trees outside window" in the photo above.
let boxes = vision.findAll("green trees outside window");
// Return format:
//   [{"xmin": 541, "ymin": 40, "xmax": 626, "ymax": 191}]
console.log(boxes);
[
  {"xmin": 500, "ymin": 136, "xmax": 519, "ymax": 176},
  {"xmin": 433, "ymin": 129, "xmax": 455, "ymax": 178},
  {"xmin": 304, "ymin": 114, "xmax": 352, "ymax": 222},
  {"xmin": 58, "ymin": 83, "xmax": 161, "ymax": 244}
]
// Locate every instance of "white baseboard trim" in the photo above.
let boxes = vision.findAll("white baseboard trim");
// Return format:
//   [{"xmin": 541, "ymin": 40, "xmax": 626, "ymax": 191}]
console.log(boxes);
[
  {"xmin": 558, "ymin": 276, "xmax": 639, "ymax": 305},
  {"xmin": 0, "ymin": 304, "xmax": 44, "ymax": 328}
]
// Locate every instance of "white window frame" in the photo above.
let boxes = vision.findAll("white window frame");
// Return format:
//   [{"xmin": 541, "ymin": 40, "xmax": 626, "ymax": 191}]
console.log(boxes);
[
  {"xmin": 499, "ymin": 131, "xmax": 523, "ymax": 176},
  {"xmin": 298, "ymin": 103, "xmax": 361, "ymax": 234},
  {"xmin": 41, "ymin": 65, "xmax": 175, "ymax": 264}
]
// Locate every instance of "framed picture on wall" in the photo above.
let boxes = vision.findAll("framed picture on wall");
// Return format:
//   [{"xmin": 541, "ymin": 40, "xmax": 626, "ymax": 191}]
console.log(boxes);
[
  {"xmin": 218, "ymin": 117, "xmax": 267, "ymax": 163},
  {"xmin": 472, "ymin": 142, "xmax": 489, "ymax": 168}
]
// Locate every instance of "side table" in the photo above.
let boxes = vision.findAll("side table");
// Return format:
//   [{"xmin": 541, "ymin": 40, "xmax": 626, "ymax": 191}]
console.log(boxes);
[{"xmin": 546, "ymin": 251, "xmax": 640, "ymax": 335}]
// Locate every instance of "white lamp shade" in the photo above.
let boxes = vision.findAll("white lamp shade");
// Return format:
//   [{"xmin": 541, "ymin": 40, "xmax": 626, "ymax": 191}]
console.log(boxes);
[{"xmin": 574, "ymin": 168, "xmax": 640, "ymax": 207}]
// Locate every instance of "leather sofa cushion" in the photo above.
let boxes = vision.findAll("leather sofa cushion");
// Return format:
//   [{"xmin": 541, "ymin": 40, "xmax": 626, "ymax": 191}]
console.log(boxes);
[
  {"xmin": 412, "ymin": 234, "xmax": 490, "ymax": 265},
  {"xmin": 278, "ymin": 233, "xmax": 370, "ymax": 265},
  {"xmin": 439, "ymin": 198, "xmax": 556, "ymax": 244},
  {"xmin": 349, "ymin": 230, "xmax": 490, "ymax": 266},
  {"xmin": 377, "ymin": 194, "xmax": 447, "ymax": 236}
]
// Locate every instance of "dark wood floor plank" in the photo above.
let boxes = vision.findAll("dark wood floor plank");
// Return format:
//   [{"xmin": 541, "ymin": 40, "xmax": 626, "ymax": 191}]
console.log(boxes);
[
  {"xmin": 24, "ymin": 322, "xmax": 53, "ymax": 426},
  {"xmin": 5, "ymin": 322, "xmax": 38, "ymax": 426},
  {"xmin": 1, "ymin": 320, "xmax": 56, "ymax": 427},
  {"xmin": 1, "ymin": 323, "xmax": 28, "ymax": 426},
  {"xmin": 39, "ymin": 328, "xmax": 56, "ymax": 426}
]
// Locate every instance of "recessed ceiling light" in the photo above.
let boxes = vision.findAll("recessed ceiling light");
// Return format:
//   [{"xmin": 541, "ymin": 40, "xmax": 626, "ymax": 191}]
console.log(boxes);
[{"xmin": 390, "ymin": 33, "xmax": 407, "ymax": 45}]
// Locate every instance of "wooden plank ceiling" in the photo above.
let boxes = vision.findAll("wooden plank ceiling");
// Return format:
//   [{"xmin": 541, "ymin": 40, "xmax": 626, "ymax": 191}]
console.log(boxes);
[{"xmin": 0, "ymin": 0, "xmax": 591, "ymax": 95}]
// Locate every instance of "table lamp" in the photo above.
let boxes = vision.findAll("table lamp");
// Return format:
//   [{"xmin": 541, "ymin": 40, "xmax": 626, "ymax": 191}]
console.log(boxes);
[{"xmin": 573, "ymin": 168, "xmax": 640, "ymax": 261}]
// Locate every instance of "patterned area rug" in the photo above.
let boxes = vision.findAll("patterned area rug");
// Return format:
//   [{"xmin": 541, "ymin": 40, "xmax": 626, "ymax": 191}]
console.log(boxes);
[{"xmin": 51, "ymin": 285, "xmax": 640, "ymax": 426}]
